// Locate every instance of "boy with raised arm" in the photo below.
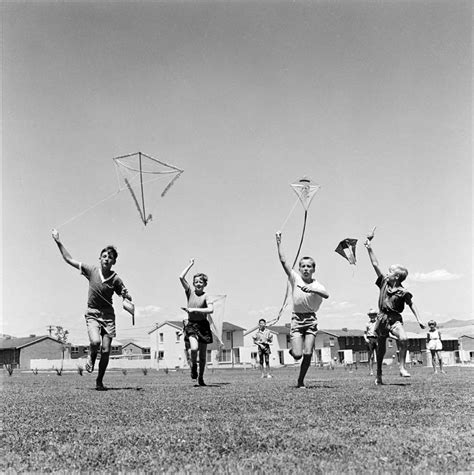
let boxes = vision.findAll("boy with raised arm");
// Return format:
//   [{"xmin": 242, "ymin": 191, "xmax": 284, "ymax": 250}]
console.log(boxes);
[
  {"xmin": 364, "ymin": 236, "xmax": 425, "ymax": 385},
  {"xmin": 179, "ymin": 259, "xmax": 214, "ymax": 387},
  {"xmin": 276, "ymin": 232, "xmax": 329, "ymax": 388},
  {"xmin": 52, "ymin": 229, "xmax": 132, "ymax": 390}
]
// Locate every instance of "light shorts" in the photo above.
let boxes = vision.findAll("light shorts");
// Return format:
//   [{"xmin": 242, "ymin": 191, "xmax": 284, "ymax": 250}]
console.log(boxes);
[
  {"xmin": 290, "ymin": 312, "xmax": 318, "ymax": 339},
  {"xmin": 85, "ymin": 309, "xmax": 116, "ymax": 338},
  {"xmin": 427, "ymin": 340, "xmax": 443, "ymax": 351}
]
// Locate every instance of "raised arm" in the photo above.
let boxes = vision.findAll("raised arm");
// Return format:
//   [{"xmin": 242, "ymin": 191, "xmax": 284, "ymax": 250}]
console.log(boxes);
[
  {"xmin": 364, "ymin": 239, "xmax": 382, "ymax": 278},
  {"xmin": 276, "ymin": 232, "xmax": 292, "ymax": 278},
  {"xmin": 179, "ymin": 258, "xmax": 194, "ymax": 292},
  {"xmin": 51, "ymin": 229, "xmax": 80, "ymax": 270}
]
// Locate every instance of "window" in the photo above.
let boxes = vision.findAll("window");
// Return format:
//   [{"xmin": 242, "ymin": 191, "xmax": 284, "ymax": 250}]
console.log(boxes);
[
  {"xmin": 251, "ymin": 352, "xmax": 257, "ymax": 360},
  {"xmin": 206, "ymin": 350, "xmax": 212, "ymax": 363},
  {"xmin": 159, "ymin": 333, "xmax": 164, "ymax": 343},
  {"xmin": 220, "ymin": 349, "xmax": 232, "ymax": 362},
  {"xmin": 329, "ymin": 337, "xmax": 335, "ymax": 347},
  {"xmin": 71, "ymin": 346, "xmax": 79, "ymax": 355},
  {"xmin": 359, "ymin": 351, "xmax": 368, "ymax": 362},
  {"xmin": 143, "ymin": 348, "xmax": 150, "ymax": 354},
  {"xmin": 388, "ymin": 339, "xmax": 393, "ymax": 348},
  {"xmin": 176, "ymin": 332, "xmax": 181, "ymax": 343},
  {"xmin": 226, "ymin": 332, "xmax": 232, "ymax": 341},
  {"xmin": 158, "ymin": 351, "xmax": 164, "ymax": 360}
]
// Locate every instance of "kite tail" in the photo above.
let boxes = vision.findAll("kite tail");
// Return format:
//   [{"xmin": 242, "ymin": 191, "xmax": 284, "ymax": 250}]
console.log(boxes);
[
  {"xmin": 124, "ymin": 177, "xmax": 146, "ymax": 225},
  {"xmin": 270, "ymin": 210, "xmax": 308, "ymax": 326}
]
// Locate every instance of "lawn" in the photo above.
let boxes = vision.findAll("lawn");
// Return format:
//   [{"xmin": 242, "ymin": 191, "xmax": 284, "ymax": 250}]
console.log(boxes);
[{"xmin": 1, "ymin": 364, "xmax": 472, "ymax": 473}]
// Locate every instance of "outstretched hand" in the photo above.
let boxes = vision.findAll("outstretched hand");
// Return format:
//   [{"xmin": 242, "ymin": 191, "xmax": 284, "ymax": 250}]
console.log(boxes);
[
  {"xmin": 52, "ymin": 229, "xmax": 60, "ymax": 242},
  {"xmin": 189, "ymin": 258, "xmax": 195, "ymax": 266},
  {"xmin": 275, "ymin": 231, "xmax": 282, "ymax": 244}
]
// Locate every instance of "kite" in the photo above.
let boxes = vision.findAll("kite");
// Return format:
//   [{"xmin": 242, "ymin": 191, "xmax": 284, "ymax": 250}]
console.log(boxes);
[
  {"xmin": 270, "ymin": 176, "xmax": 321, "ymax": 325},
  {"xmin": 208, "ymin": 295, "xmax": 226, "ymax": 347},
  {"xmin": 335, "ymin": 238, "xmax": 358, "ymax": 265},
  {"xmin": 113, "ymin": 152, "xmax": 183, "ymax": 226}
]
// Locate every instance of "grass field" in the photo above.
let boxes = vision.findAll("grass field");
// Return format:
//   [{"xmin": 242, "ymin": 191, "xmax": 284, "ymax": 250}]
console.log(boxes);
[{"xmin": 2, "ymin": 364, "xmax": 472, "ymax": 473}]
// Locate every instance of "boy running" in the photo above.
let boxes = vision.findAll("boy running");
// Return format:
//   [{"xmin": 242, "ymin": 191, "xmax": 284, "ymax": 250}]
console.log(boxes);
[
  {"xmin": 179, "ymin": 259, "xmax": 214, "ymax": 387},
  {"xmin": 52, "ymin": 229, "xmax": 132, "ymax": 390},
  {"xmin": 253, "ymin": 318, "xmax": 273, "ymax": 378},
  {"xmin": 365, "ymin": 236, "xmax": 425, "ymax": 385},
  {"xmin": 276, "ymin": 231, "xmax": 329, "ymax": 388}
]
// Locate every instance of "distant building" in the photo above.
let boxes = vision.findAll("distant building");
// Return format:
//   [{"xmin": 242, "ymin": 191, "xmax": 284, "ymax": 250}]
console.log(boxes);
[
  {"xmin": 457, "ymin": 335, "xmax": 474, "ymax": 363},
  {"xmin": 0, "ymin": 335, "xmax": 67, "ymax": 369},
  {"xmin": 122, "ymin": 340, "xmax": 151, "ymax": 358},
  {"xmin": 69, "ymin": 341, "xmax": 124, "ymax": 359},
  {"xmin": 148, "ymin": 320, "xmax": 246, "ymax": 369}
]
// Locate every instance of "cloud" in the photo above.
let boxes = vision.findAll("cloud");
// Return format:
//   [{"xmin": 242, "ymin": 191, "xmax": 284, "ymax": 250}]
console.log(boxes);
[
  {"xmin": 136, "ymin": 305, "xmax": 162, "ymax": 318},
  {"xmin": 325, "ymin": 301, "xmax": 356, "ymax": 311},
  {"xmin": 408, "ymin": 269, "xmax": 463, "ymax": 283}
]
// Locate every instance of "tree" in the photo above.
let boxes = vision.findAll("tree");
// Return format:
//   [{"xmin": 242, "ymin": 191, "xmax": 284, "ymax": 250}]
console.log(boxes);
[{"xmin": 53, "ymin": 326, "xmax": 69, "ymax": 375}]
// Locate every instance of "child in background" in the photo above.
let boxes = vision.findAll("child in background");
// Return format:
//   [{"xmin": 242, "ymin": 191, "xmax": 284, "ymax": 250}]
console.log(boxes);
[
  {"xmin": 52, "ymin": 229, "xmax": 132, "ymax": 391},
  {"xmin": 364, "ymin": 309, "xmax": 379, "ymax": 376},
  {"xmin": 426, "ymin": 320, "xmax": 445, "ymax": 374},
  {"xmin": 253, "ymin": 319, "xmax": 273, "ymax": 379},
  {"xmin": 179, "ymin": 259, "xmax": 214, "ymax": 387},
  {"xmin": 365, "ymin": 236, "xmax": 425, "ymax": 385},
  {"xmin": 276, "ymin": 231, "xmax": 329, "ymax": 388}
]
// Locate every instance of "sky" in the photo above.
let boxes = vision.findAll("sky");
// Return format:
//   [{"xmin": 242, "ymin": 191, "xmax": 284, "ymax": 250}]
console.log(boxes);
[{"xmin": 2, "ymin": 1, "xmax": 472, "ymax": 344}]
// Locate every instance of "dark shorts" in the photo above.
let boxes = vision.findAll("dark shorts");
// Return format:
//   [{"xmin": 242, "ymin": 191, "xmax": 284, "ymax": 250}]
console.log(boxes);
[
  {"xmin": 185, "ymin": 319, "xmax": 213, "ymax": 344},
  {"xmin": 257, "ymin": 344, "xmax": 271, "ymax": 356},
  {"xmin": 375, "ymin": 312, "xmax": 403, "ymax": 338}
]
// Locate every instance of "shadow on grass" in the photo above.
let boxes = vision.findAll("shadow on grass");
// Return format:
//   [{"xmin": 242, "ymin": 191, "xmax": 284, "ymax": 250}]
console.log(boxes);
[
  {"xmin": 192, "ymin": 382, "xmax": 232, "ymax": 388},
  {"xmin": 84, "ymin": 387, "xmax": 144, "ymax": 391}
]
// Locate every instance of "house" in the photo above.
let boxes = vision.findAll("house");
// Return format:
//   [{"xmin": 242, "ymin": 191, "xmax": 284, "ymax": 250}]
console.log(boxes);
[
  {"xmin": 148, "ymin": 321, "xmax": 246, "ymax": 369},
  {"xmin": 122, "ymin": 340, "xmax": 151, "ymax": 359},
  {"xmin": 0, "ymin": 335, "xmax": 68, "ymax": 369},
  {"xmin": 456, "ymin": 335, "xmax": 473, "ymax": 363},
  {"xmin": 313, "ymin": 329, "xmax": 459, "ymax": 367},
  {"xmin": 69, "ymin": 340, "xmax": 124, "ymax": 359},
  {"xmin": 211, "ymin": 322, "xmax": 246, "ymax": 367}
]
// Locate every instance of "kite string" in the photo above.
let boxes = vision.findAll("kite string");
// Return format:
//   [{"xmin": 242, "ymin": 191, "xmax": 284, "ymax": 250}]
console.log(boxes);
[
  {"xmin": 279, "ymin": 197, "xmax": 300, "ymax": 232},
  {"xmin": 269, "ymin": 209, "xmax": 308, "ymax": 326},
  {"xmin": 56, "ymin": 190, "xmax": 121, "ymax": 230}
]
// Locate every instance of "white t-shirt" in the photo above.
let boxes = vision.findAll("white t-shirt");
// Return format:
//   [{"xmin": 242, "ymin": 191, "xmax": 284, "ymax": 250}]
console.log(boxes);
[{"xmin": 289, "ymin": 269, "xmax": 326, "ymax": 314}]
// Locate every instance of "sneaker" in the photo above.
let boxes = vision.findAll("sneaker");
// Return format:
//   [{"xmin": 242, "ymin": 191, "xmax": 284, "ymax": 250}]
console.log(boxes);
[
  {"xmin": 399, "ymin": 369, "xmax": 411, "ymax": 378},
  {"xmin": 369, "ymin": 371, "xmax": 374, "ymax": 376},
  {"xmin": 375, "ymin": 376, "xmax": 383, "ymax": 385},
  {"xmin": 198, "ymin": 378, "xmax": 207, "ymax": 387},
  {"xmin": 85, "ymin": 357, "xmax": 94, "ymax": 374},
  {"xmin": 267, "ymin": 374, "xmax": 272, "ymax": 379},
  {"xmin": 96, "ymin": 383, "xmax": 108, "ymax": 391},
  {"xmin": 296, "ymin": 380, "xmax": 306, "ymax": 388}
]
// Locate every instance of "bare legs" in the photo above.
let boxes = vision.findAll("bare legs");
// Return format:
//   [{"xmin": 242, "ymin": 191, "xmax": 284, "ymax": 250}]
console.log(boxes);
[
  {"xmin": 291, "ymin": 333, "xmax": 315, "ymax": 388},
  {"xmin": 189, "ymin": 336, "xmax": 207, "ymax": 385}
]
